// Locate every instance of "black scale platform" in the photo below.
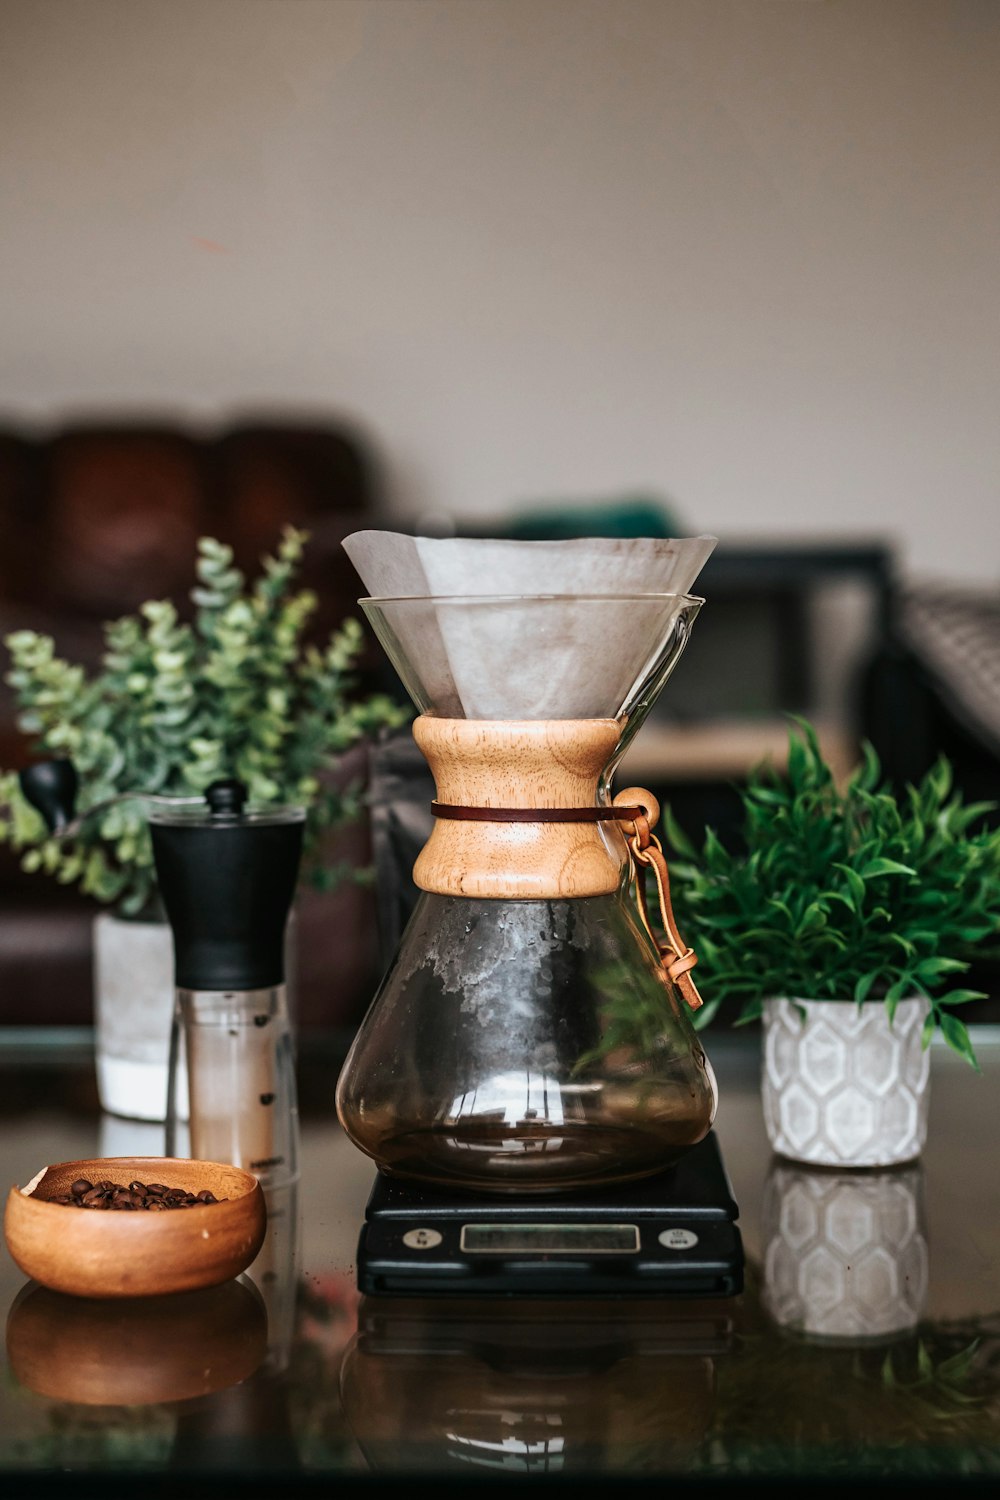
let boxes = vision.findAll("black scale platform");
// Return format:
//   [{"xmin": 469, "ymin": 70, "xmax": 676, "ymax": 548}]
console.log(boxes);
[{"xmin": 355, "ymin": 1130, "xmax": 744, "ymax": 1298}]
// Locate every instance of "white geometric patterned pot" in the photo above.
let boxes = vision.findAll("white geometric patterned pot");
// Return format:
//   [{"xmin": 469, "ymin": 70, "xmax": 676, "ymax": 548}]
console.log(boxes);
[
  {"xmin": 761, "ymin": 1158, "xmax": 929, "ymax": 1341},
  {"xmin": 761, "ymin": 996, "xmax": 931, "ymax": 1168}
]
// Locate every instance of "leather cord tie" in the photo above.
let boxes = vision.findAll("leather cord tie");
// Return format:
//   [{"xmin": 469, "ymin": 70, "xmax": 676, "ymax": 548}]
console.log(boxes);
[
  {"xmin": 430, "ymin": 803, "xmax": 646, "ymax": 823},
  {"xmin": 626, "ymin": 812, "xmax": 704, "ymax": 1011}
]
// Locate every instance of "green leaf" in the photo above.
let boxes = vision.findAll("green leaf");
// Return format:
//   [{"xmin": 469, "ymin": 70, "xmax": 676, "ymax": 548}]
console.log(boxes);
[
  {"xmin": 660, "ymin": 803, "xmax": 696, "ymax": 861},
  {"xmin": 935, "ymin": 989, "xmax": 987, "ymax": 1006},
  {"xmin": 885, "ymin": 975, "xmax": 915, "ymax": 1004},
  {"xmin": 795, "ymin": 902, "xmax": 828, "ymax": 935},
  {"xmin": 851, "ymin": 739, "xmax": 882, "ymax": 793},
  {"xmin": 853, "ymin": 972, "xmax": 880, "ymax": 1004},
  {"xmin": 939, "ymin": 1012, "xmax": 980, "ymax": 1071},
  {"xmin": 746, "ymin": 785, "xmax": 789, "ymax": 806},
  {"xmin": 834, "ymin": 862, "xmax": 867, "ymax": 908},
  {"xmin": 913, "ymin": 956, "xmax": 968, "ymax": 979},
  {"xmin": 860, "ymin": 857, "xmax": 918, "ymax": 879}
]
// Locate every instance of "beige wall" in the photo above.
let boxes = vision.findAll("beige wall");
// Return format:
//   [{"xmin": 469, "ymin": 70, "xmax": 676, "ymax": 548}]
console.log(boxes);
[{"xmin": 1, "ymin": 0, "xmax": 998, "ymax": 582}]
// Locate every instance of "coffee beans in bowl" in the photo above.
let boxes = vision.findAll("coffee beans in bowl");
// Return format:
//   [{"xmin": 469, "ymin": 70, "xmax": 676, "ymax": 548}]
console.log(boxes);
[
  {"xmin": 3, "ymin": 1156, "xmax": 267, "ymax": 1299},
  {"xmin": 52, "ymin": 1177, "xmax": 225, "ymax": 1210}
]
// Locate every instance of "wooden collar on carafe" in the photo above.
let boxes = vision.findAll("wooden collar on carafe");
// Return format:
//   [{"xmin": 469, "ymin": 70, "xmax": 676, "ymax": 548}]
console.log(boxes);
[{"xmin": 411, "ymin": 716, "xmax": 639, "ymax": 899}]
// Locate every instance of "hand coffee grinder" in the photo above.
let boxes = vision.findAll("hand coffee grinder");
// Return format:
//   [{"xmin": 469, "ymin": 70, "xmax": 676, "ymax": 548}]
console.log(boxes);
[
  {"xmin": 333, "ymin": 530, "xmax": 744, "ymax": 1298},
  {"xmin": 18, "ymin": 763, "xmax": 304, "ymax": 1189}
]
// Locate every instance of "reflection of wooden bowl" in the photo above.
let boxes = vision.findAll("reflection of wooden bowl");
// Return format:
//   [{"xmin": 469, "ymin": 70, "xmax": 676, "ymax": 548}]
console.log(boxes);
[
  {"xmin": 3, "ymin": 1157, "xmax": 267, "ymax": 1299},
  {"xmin": 6, "ymin": 1277, "xmax": 268, "ymax": 1405}
]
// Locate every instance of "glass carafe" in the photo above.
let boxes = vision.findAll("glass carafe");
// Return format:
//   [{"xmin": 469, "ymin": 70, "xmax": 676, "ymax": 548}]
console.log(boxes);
[{"xmin": 335, "ymin": 586, "xmax": 718, "ymax": 1196}]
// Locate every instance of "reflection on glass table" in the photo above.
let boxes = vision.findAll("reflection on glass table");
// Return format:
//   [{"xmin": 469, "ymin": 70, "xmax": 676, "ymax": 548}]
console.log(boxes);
[
  {"xmin": 340, "ymin": 1295, "xmax": 733, "ymax": 1477},
  {"xmin": 0, "ymin": 1030, "xmax": 998, "ymax": 1488},
  {"xmin": 761, "ymin": 1159, "xmax": 929, "ymax": 1342}
]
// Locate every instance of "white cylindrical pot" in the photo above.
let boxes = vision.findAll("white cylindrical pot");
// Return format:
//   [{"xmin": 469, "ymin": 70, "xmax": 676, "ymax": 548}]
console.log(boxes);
[
  {"xmin": 93, "ymin": 912, "xmax": 187, "ymax": 1122},
  {"xmin": 761, "ymin": 1159, "xmax": 929, "ymax": 1341},
  {"xmin": 761, "ymin": 996, "xmax": 931, "ymax": 1167}
]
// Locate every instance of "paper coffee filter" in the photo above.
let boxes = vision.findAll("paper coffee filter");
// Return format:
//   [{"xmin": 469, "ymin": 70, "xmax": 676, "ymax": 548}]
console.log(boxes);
[
  {"xmin": 342, "ymin": 530, "xmax": 717, "ymax": 719},
  {"xmin": 343, "ymin": 531, "xmax": 717, "ymax": 600}
]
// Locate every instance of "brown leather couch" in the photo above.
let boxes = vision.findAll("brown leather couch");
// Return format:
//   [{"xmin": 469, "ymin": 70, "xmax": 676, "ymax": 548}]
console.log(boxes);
[{"xmin": 0, "ymin": 416, "xmax": 392, "ymax": 1033}]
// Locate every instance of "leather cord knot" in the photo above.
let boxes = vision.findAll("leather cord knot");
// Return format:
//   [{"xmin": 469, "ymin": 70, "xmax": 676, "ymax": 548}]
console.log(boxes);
[{"xmin": 626, "ymin": 811, "xmax": 704, "ymax": 1012}]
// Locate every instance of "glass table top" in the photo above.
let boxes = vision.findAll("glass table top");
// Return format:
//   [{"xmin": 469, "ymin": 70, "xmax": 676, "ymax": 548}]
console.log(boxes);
[{"xmin": 1, "ymin": 1026, "xmax": 998, "ymax": 1491}]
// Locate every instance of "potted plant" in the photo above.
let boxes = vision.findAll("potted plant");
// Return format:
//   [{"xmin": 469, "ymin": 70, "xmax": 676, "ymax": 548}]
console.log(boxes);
[
  {"xmin": 0, "ymin": 525, "xmax": 408, "ymax": 1120},
  {"xmin": 661, "ymin": 719, "xmax": 1000, "ymax": 1167}
]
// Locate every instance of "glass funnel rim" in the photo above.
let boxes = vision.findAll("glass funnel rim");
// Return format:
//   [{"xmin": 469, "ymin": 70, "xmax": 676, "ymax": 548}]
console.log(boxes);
[{"xmin": 360, "ymin": 591, "xmax": 705, "ymax": 607}]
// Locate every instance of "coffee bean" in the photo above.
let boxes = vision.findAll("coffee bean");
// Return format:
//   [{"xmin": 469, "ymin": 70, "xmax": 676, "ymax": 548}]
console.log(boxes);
[{"xmin": 70, "ymin": 1179, "xmax": 92, "ymax": 1197}]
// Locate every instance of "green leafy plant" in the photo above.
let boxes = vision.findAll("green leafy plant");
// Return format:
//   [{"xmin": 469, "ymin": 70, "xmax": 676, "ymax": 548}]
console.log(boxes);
[
  {"xmin": 662, "ymin": 718, "xmax": 1000, "ymax": 1068},
  {"xmin": 0, "ymin": 526, "xmax": 409, "ymax": 918}
]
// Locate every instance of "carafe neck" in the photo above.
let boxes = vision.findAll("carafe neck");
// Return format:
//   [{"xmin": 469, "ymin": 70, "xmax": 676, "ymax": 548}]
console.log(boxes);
[{"xmin": 412, "ymin": 716, "xmax": 628, "ymax": 899}]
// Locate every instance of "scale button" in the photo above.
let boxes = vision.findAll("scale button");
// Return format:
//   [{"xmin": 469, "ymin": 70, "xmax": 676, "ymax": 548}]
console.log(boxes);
[
  {"xmin": 658, "ymin": 1227, "xmax": 699, "ymax": 1250},
  {"xmin": 402, "ymin": 1227, "xmax": 443, "ymax": 1250}
]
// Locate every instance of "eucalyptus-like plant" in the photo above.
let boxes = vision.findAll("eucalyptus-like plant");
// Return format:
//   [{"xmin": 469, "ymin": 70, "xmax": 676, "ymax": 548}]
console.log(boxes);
[
  {"xmin": 0, "ymin": 526, "xmax": 409, "ymax": 918},
  {"xmin": 662, "ymin": 719, "xmax": 1000, "ymax": 1067}
]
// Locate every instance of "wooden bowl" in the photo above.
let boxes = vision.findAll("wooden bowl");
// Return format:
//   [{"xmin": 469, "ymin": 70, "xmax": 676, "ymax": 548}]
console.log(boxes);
[
  {"xmin": 3, "ymin": 1156, "xmax": 267, "ymax": 1299},
  {"xmin": 6, "ymin": 1278, "xmax": 268, "ymax": 1405}
]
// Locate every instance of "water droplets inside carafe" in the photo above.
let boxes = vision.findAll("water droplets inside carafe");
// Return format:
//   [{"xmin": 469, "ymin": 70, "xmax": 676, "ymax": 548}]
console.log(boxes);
[{"xmin": 335, "ymin": 892, "xmax": 717, "ymax": 1194}]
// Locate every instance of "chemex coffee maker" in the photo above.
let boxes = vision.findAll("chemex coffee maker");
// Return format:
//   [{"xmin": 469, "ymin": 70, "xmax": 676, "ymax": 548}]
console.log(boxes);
[{"xmin": 334, "ymin": 530, "xmax": 743, "ymax": 1298}]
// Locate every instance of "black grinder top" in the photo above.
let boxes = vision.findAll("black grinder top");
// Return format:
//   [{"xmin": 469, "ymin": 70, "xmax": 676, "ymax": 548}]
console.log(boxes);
[{"xmin": 149, "ymin": 780, "xmax": 306, "ymax": 993}]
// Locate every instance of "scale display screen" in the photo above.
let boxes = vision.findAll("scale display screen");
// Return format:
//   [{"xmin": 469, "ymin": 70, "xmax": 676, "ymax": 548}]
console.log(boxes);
[{"xmin": 460, "ymin": 1223, "xmax": 640, "ymax": 1255}]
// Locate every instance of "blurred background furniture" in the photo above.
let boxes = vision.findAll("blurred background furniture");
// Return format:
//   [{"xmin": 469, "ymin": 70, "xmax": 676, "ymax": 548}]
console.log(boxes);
[{"xmin": 0, "ymin": 416, "xmax": 389, "ymax": 1032}]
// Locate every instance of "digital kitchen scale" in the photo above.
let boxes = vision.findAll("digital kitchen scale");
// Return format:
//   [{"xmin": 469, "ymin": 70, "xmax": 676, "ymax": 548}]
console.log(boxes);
[{"xmin": 355, "ymin": 1130, "xmax": 743, "ymax": 1298}]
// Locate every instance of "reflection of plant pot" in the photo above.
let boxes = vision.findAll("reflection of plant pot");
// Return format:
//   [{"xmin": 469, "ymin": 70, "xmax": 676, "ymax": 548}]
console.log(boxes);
[
  {"xmin": 761, "ymin": 997, "xmax": 931, "ymax": 1168},
  {"xmin": 761, "ymin": 1159, "xmax": 929, "ymax": 1342},
  {"xmin": 93, "ymin": 911, "xmax": 182, "ymax": 1122}
]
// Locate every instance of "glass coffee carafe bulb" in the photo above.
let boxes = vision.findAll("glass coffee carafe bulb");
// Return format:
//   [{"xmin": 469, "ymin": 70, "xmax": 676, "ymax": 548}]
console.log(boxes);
[{"xmin": 335, "ymin": 584, "xmax": 719, "ymax": 1196}]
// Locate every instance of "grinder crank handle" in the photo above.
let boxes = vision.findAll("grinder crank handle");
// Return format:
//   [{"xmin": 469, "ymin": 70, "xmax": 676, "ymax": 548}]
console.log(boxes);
[{"xmin": 18, "ymin": 759, "xmax": 203, "ymax": 841}]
